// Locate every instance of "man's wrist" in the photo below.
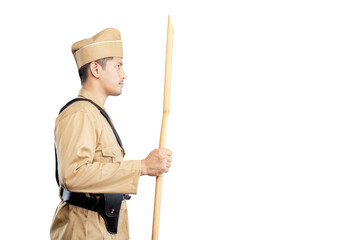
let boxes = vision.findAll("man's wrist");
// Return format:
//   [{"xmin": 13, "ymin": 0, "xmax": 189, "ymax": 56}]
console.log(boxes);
[{"xmin": 140, "ymin": 160, "xmax": 147, "ymax": 176}]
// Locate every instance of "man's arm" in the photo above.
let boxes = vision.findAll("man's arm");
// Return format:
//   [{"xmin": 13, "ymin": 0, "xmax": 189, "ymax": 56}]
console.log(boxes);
[
  {"xmin": 56, "ymin": 110, "xmax": 141, "ymax": 194},
  {"xmin": 56, "ymin": 109, "xmax": 173, "ymax": 194}
]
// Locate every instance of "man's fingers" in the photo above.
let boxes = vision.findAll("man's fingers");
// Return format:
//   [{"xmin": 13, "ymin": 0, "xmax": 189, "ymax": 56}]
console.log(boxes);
[
  {"xmin": 159, "ymin": 148, "xmax": 172, "ymax": 156},
  {"xmin": 166, "ymin": 161, "xmax": 171, "ymax": 168},
  {"xmin": 166, "ymin": 149, "xmax": 173, "ymax": 156}
]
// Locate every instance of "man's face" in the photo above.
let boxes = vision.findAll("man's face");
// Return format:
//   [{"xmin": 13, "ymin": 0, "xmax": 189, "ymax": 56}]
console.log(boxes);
[{"xmin": 99, "ymin": 57, "xmax": 126, "ymax": 96}]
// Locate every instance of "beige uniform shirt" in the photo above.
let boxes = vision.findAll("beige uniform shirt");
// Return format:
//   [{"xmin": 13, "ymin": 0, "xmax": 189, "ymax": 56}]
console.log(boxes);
[{"xmin": 50, "ymin": 88, "xmax": 141, "ymax": 240}]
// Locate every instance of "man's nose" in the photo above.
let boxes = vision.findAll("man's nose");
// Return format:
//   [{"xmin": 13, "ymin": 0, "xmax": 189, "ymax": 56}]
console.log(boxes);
[{"xmin": 121, "ymin": 69, "xmax": 127, "ymax": 79}]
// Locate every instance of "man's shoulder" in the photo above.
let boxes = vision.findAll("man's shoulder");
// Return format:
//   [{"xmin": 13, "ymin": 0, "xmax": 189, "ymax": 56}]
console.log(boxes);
[{"xmin": 56, "ymin": 99, "xmax": 100, "ymax": 123}]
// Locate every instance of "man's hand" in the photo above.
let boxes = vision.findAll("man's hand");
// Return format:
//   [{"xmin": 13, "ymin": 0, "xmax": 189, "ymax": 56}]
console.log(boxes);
[{"xmin": 141, "ymin": 148, "xmax": 173, "ymax": 176}]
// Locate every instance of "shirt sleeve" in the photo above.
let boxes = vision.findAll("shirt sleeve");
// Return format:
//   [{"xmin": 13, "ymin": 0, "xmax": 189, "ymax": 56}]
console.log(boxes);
[{"xmin": 55, "ymin": 110, "xmax": 141, "ymax": 194}]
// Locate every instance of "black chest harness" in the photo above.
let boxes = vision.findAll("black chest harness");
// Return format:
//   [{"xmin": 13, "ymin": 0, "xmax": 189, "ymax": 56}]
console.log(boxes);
[{"xmin": 55, "ymin": 98, "xmax": 130, "ymax": 234}]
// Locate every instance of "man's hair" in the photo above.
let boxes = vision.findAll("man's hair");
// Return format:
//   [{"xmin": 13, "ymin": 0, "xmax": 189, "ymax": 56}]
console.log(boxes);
[{"xmin": 78, "ymin": 57, "xmax": 114, "ymax": 85}]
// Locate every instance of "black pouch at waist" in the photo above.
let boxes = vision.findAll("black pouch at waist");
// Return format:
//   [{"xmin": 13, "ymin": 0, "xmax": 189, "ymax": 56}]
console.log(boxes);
[
  {"xmin": 97, "ymin": 194, "xmax": 125, "ymax": 234},
  {"xmin": 61, "ymin": 188, "xmax": 130, "ymax": 234}
]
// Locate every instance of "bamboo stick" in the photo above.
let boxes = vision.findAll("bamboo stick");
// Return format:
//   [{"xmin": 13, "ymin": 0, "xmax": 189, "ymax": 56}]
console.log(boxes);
[{"xmin": 152, "ymin": 15, "xmax": 174, "ymax": 240}]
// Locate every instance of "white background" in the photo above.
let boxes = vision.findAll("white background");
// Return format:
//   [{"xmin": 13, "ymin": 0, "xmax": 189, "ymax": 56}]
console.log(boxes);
[{"xmin": 0, "ymin": 0, "xmax": 359, "ymax": 239}]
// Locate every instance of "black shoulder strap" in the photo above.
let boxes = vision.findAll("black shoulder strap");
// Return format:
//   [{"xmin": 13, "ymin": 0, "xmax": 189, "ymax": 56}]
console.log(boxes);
[
  {"xmin": 58, "ymin": 98, "xmax": 123, "ymax": 148},
  {"xmin": 55, "ymin": 98, "xmax": 124, "ymax": 186}
]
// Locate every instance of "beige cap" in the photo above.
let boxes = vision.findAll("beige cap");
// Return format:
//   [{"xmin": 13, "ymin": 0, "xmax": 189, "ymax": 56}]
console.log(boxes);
[{"xmin": 71, "ymin": 28, "xmax": 123, "ymax": 69}]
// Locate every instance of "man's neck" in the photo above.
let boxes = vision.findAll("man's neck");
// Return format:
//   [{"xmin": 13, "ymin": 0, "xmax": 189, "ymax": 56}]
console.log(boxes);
[{"xmin": 82, "ymin": 86, "xmax": 107, "ymax": 107}]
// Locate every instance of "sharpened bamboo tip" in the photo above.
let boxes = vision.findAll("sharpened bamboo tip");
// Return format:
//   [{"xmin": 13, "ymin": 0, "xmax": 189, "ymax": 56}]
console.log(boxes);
[
  {"xmin": 168, "ymin": 15, "xmax": 173, "ymax": 29},
  {"xmin": 167, "ymin": 15, "xmax": 174, "ymax": 36},
  {"xmin": 163, "ymin": 15, "xmax": 174, "ymax": 113}
]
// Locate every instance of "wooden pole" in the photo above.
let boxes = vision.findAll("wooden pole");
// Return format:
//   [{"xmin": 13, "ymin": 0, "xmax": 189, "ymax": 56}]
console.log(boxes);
[{"xmin": 152, "ymin": 15, "xmax": 174, "ymax": 240}]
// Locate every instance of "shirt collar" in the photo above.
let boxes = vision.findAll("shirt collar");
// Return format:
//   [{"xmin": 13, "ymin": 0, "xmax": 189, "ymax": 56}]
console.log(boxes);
[{"xmin": 78, "ymin": 88, "xmax": 105, "ymax": 109}]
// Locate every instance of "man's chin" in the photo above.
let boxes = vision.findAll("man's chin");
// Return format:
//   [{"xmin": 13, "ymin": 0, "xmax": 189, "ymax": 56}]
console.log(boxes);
[{"xmin": 109, "ymin": 90, "xmax": 122, "ymax": 96}]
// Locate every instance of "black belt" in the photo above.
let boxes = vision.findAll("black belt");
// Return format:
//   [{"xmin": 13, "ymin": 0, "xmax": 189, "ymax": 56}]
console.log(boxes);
[{"xmin": 61, "ymin": 188, "xmax": 131, "ymax": 234}]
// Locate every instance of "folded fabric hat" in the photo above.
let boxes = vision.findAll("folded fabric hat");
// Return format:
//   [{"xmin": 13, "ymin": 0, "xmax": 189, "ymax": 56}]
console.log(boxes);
[{"xmin": 71, "ymin": 28, "xmax": 123, "ymax": 69}]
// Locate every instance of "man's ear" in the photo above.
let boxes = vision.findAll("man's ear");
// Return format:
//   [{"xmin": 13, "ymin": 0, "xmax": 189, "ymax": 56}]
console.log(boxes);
[{"xmin": 89, "ymin": 61, "xmax": 101, "ymax": 79}]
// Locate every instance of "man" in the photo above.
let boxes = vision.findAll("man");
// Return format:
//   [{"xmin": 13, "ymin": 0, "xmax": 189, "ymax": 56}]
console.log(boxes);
[{"xmin": 50, "ymin": 28, "xmax": 173, "ymax": 240}]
